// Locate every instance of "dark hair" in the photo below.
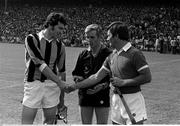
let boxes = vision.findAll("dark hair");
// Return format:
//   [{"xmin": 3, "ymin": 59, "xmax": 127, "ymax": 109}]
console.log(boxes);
[
  {"xmin": 44, "ymin": 12, "xmax": 67, "ymax": 28},
  {"xmin": 107, "ymin": 21, "xmax": 129, "ymax": 41}
]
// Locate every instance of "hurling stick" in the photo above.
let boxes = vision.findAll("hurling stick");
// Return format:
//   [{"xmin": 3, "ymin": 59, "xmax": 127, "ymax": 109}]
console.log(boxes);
[{"xmin": 115, "ymin": 88, "xmax": 137, "ymax": 124}]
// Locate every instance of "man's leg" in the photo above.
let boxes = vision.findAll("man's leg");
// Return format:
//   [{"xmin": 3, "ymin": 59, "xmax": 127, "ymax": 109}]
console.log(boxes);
[
  {"xmin": 43, "ymin": 81, "xmax": 61, "ymax": 124},
  {"xmin": 80, "ymin": 106, "xmax": 93, "ymax": 124},
  {"xmin": 43, "ymin": 106, "xmax": 57, "ymax": 124},
  {"xmin": 95, "ymin": 107, "xmax": 109, "ymax": 124},
  {"xmin": 21, "ymin": 105, "xmax": 38, "ymax": 124},
  {"xmin": 58, "ymin": 91, "xmax": 65, "ymax": 109},
  {"xmin": 58, "ymin": 72, "xmax": 66, "ymax": 109}
]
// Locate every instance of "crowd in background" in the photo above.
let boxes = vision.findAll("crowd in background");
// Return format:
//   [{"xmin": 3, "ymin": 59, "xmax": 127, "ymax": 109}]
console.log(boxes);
[{"xmin": 0, "ymin": 4, "xmax": 180, "ymax": 54}]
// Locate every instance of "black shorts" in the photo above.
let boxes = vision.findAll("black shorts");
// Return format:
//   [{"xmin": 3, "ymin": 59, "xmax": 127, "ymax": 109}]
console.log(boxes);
[{"xmin": 78, "ymin": 88, "xmax": 110, "ymax": 107}]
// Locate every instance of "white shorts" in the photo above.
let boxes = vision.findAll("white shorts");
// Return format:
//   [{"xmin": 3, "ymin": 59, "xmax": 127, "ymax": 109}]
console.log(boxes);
[
  {"xmin": 22, "ymin": 80, "xmax": 61, "ymax": 109},
  {"xmin": 111, "ymin": 92, "xmax": 147, "ymax": 125}
]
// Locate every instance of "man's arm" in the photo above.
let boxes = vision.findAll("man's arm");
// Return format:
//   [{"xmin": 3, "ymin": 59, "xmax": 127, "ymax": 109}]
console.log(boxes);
[
  {"xmin": 111, "ymin": 50, "xmax": 152, "ymax": 87},
  {"xmin": 125, "ymin": 67, "xmax": 151, "ymax": 86},
  {"xmin": 110, "ymin": 67, "xmax": 151, "ymax": 87},
  {"xmin": 127, "ymin": 50, "xmax": 152, "ymax": 86},
  {"xmin": 74, "ymin": 66, "xmax": 109, "ymax": 89},
  {"xmin": 58, "ymin": 72, "xmax": 66, "ymax": 108},
  {"xmin": 40, "ymin": 65, "xmax": 66, "ymax": 89},
  {"xmin": 56, "ymin": 43, "xmax": 66, "ymax": 107},
  {"xmin": 25, "ymin": 35, "xmax": 65, "ymax": 89}
]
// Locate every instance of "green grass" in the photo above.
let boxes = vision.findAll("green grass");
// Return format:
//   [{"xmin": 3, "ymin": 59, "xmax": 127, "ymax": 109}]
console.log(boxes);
[{"xmin": 1, "ymin": 43, "xmax": 180, "ymax": 124}]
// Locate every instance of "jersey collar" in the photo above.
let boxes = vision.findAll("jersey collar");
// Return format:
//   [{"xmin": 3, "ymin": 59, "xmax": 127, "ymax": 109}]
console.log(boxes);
[
  {"xmin": 38, "ymin": 30, "xmax": 57, "ymax": 43},
  {"xmin": 116, "ymin": 42, "xmax": 132, "ymax": 55}
]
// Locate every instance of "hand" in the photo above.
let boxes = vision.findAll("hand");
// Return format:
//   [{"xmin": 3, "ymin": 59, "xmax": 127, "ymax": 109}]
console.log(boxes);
[
  {"xmin": 73, "ymin": 76, "xmax": 84, "ymax": 83},
  {"xmin": 110, "ymin": 77, "xmax": 125, "ymax": 87},
  {"xmin": 57, "ymin": 80, "xmax": 67, "ymax": 90},
  {"xmin": 64, "ymin": 84, "xmax": 76, "ymax": 93},
  {"xmin": 86, "ymin": 83, "xmax": 108, "ymax": 95}
]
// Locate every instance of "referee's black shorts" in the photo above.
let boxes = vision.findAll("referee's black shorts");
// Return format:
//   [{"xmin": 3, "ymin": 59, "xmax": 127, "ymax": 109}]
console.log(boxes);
[{"xmin": 78, "ymin": 88, "xmax": 110, "ymax": 107}]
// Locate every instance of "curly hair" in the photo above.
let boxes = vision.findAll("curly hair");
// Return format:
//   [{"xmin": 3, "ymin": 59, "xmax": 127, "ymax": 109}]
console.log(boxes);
[{"xmin": 44, "ymin": 12, "xmax": 67, "ymax": 28}]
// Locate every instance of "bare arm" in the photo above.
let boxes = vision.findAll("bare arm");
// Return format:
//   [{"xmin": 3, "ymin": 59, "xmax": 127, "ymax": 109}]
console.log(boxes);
[
  {"xmin": 74, "ymin": 66, "xmax": 109, "ymax": 89},
  {"xmin": 110, "ymin": 49, "xmax": 152, "ymax": 88},
  {"xmin": 58, "ymin": 72, "xmax": 66, "ymax": 108},
  {"xmin": 25, "ymin": 35, "xmax": 65, "ymax": 89},
  {"xmin": 111, "ymin": 67, "xmax": 151, "ymax": 87},
  {"xmin": 40, "ymin": 65, "xmax": 66, "ymax": 89},
  {"xmin": 124, "ymin": 67, "xmax": 151, "ymax": 86}
]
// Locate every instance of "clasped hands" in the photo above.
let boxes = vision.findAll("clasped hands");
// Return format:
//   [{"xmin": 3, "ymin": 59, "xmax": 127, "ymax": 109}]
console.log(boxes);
[
  {"xmin": 63, "ymin": 83, "xmax": 76, "ymax": 93},
  {"xmin": 60, "ymin": 76, "xmax": 84, "ymax": 93},
  {"xmin": 59, "ymin": 82, "xmax": 76, "ymax": 94}
]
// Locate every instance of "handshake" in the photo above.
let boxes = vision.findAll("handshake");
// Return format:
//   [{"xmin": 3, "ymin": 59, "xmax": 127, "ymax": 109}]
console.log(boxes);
[
  {"xmin": 63, "ymin": 84, "xmax": 77, "ymax": 93},
  {"xmin": 59, "ymin": 76, "xmax": 84, "ymax": 93},
  {"xmin": 59, "ymin": 75, "xmax": 110, "ymax": 94}
]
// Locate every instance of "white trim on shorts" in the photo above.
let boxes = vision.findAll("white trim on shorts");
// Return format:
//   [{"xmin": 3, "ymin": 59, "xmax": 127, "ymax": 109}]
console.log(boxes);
[{"xmin": 111, "ymin": 92, "xmax": 147, "ymax": 125}]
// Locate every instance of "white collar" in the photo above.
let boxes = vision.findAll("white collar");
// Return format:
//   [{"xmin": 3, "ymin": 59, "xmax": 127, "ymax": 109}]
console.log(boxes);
[
  {"xmin": 38, "ymin": 30, "xmax": 56, "ymax": 43},
  {"xmin": 116, "ymin": 42, "xmax": 132, "ymax": 55},
  {"xmin": 87, "ymin": 44, "xmax": 103, "ymax": 52}
]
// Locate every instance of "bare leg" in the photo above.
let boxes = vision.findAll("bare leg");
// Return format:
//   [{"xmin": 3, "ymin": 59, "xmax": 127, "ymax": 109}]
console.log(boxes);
[
  {"xmin": 43, "ymin": 106, "xmax": 57, "ymax": 124},
  {"xmin": 95, "ymin": 107, "xmax": 109, "ymax": 124},
  {"xmin": 80, "ymin": 106, "xmax": 93, "ymax": 124},
  {"xmin": 58, "ymin": 91, "xmax": 65, "ymax": 109},
  {"xmin": 21, "ymin": 105, "xmax": 38, "ymax": 124}
]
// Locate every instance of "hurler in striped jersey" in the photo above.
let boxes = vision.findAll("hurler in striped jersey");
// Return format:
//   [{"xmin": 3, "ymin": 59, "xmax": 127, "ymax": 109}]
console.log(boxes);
[{"xmin": 22, "ymin": 12, "xmax": 68, "ymax": 124}]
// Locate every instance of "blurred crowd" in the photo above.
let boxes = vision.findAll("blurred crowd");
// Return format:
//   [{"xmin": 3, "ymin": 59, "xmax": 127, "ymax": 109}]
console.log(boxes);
[{"xmin": 0, "ymin": 4, "xmax": 180, "ymax": 54}]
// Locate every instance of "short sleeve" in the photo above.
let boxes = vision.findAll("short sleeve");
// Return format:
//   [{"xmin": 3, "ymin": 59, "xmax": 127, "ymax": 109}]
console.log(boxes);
[
  {"xmin": 25, "ymin": 34, "xmax": 44, "ymax": 66},
  {"xmin": 102, "ymin": 55, "xmax": 111, "ymax": 73},
  {"xmin": 133, "ymin": 50, "xmax": 148, "ymax": 72}
]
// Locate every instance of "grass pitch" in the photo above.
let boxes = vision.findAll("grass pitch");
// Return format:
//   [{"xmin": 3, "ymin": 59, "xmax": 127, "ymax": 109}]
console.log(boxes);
[{"xmin": 0, "ymin": 43, "xmax": 180, "ymax": 124}]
